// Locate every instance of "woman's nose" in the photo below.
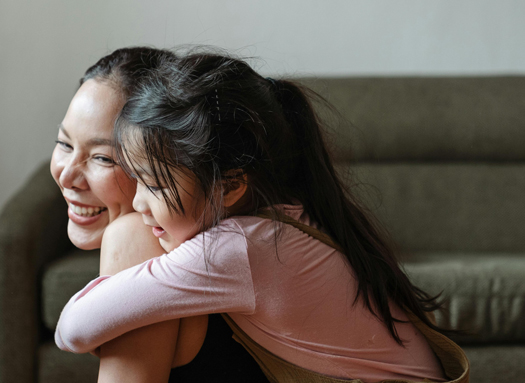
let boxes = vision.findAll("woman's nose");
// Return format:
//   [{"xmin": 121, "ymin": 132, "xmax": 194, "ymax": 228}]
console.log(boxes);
[{"xmin": 59, "ymin": 157, "xmax": 88, "ymax": 190}]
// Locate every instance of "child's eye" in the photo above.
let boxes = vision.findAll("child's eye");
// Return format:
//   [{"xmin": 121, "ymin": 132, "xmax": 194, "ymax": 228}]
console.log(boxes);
[{"xmin": 147, "ymin": 185, "xmax": 162, "ymax": 193}]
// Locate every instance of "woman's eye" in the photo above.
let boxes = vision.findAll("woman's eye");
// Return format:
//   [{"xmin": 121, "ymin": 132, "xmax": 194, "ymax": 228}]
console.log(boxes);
[{"xmin": 55, "ymin": 140, "xmax": 72, "ymax": 151}]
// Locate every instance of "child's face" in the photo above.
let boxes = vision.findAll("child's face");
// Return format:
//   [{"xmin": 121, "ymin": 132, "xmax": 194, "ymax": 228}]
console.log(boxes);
[{"xmin": 132, "ymin": 166, "xmax": 205, "ymax": 253}]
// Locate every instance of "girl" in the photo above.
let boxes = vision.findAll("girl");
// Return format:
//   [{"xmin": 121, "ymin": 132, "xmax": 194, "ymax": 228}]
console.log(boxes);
[{"xmin": 56, "ymin": 49, "xmax": 467, "ymax": 382}]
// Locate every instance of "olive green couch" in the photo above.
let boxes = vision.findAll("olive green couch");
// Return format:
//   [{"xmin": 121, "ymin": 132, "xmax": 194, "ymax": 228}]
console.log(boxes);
[{"xmin": 1, "ymin": 76, "xmax": 524, "ymax": 383}]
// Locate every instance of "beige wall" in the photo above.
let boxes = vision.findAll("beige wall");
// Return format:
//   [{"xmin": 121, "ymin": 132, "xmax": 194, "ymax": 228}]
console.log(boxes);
[{"xmin": 1, "ymin": 0, "xmax": 524, "ymax": 209}]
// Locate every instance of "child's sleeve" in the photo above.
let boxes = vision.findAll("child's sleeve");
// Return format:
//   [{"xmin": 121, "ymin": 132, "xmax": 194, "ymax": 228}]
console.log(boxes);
[{"xmin": 55, "ymin": 225, "xmax": 256, "ymax": 354}]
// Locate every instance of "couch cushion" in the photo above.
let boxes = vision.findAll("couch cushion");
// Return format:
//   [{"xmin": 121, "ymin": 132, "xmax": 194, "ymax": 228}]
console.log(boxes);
[
  {"xmin": 42, "ymin": 250, "xmax": 99, "ymax": 330},
  {"xmin": 38, "ymin": 341, "xmax": 98, "ymax": 383},
  {"xmin": 42, "ymin": 250, "xmax": 525, "ymax": 344},
  {"xmin": 463, "ymin": 345, "xmax": 525, "ymax": 382},
  {"xmin": 300, "ymin": 77, "xmax": 525, "ymax": 161},
  {"xmin": 403, "ymin": 252, "xmax": 525, "ymax": 343},
  {"xmin": 344, "ymin": 163, "xmax": 525, "ymax": 252},
  {"xmin": 38, "ymin": 340, "xmax": 525, "ymax": 383}
]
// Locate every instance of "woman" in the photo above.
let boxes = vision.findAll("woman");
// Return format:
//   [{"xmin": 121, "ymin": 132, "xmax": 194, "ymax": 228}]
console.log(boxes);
[{"xmin": 51, "ymin": 47, "xmax": 268, "ymax": 383}]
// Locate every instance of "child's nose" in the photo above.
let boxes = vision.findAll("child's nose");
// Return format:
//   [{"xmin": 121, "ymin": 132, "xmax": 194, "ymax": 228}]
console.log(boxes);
[{"xmin": 132, "ymin": 186, "xmax": 150, "ymax": 215}]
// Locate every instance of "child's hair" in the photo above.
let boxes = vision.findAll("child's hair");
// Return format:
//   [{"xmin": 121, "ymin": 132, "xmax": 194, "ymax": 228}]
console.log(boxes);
[{"xmin": 114, "ymin": 47, "xmax": 443, "ymax": 344}]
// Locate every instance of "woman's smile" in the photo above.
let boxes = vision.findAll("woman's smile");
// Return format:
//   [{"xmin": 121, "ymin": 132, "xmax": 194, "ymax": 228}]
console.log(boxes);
[
  {"xmin": 68, "ymin": 201, "xmax": 107, "ymax": 217},
  {"xmin": 67, "ymin": 199, "xmax": 109, "ymax": 225}
]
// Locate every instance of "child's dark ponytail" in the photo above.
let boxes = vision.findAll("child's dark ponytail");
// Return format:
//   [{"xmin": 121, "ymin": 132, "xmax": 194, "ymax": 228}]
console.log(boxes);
[{"xmin": 268, "ymin": 78, "xmax": 443, "ymax": 343}]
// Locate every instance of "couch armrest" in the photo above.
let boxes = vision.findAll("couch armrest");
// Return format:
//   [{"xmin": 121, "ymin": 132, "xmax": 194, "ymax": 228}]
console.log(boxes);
[{"xmin": 0, "ymin": 161, "xmax": 72, "ymax": 383}]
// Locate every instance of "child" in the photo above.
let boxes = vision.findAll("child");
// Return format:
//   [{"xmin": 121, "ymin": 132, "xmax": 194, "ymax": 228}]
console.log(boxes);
[{"xmin": 56, "ymin": 50, "xmax": 467, "ymax": 382}]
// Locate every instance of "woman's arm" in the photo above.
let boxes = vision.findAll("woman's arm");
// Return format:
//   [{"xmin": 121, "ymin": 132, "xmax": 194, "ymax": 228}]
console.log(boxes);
[
  {"xmin": 92, "ymin": 213, "xmax": 208, "ymax": 383},
  {"xmin": 97, "ymin": 320, "xmax": 179, "ymax": 383}
]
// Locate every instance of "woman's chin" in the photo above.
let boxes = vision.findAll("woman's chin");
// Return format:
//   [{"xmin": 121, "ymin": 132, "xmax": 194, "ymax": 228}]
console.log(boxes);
[{"xmin": 67, "ymin": 220, "xmax": 106, "ymax": 250}]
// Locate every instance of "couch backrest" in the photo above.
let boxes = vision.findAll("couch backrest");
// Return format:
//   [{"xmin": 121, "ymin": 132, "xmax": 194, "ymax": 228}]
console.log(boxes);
[
  {"xmin": 302, "ymin": 76, "xmax": 525, "ymax": 161},
  {"xmin": 300, "ymin": 77, "xmax": 525, "ymax": 252}
]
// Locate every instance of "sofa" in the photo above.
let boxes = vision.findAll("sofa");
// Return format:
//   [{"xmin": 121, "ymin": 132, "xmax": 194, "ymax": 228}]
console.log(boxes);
[{"xmin": 1, "ymin": 76, "xmax": 524, "ymax": 383}]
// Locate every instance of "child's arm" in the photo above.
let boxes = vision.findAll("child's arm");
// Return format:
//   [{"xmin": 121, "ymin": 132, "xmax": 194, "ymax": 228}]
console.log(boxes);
[{"xmin": 55, "ymin": 217, "xmax": 255, "ymax": 354}]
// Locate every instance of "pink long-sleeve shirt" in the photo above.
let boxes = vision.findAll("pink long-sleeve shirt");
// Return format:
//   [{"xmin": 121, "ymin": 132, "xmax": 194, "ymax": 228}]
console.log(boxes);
[{"xmin": 55, "ymin": 205, "xmax": 445, "ymax": 382}]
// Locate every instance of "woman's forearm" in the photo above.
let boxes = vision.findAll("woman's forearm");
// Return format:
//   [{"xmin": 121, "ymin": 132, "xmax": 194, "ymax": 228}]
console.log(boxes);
[
  {"xmin": 97, "ymin": 213, "xmax": 180, "ymax": 383},
  {"xmin": 98, "ymin": 319, "xmax": 180, "ymax": 383}
]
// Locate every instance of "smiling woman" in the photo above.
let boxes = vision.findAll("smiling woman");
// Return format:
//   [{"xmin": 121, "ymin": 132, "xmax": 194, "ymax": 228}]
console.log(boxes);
[
  {"xmin": 50, "ymin": 47, "xmax": 268, "ymax": 383},
  {"xmin": 49, "ymin": 49, "xmax": 207, "ymax": 382},
  {"xmin": 50, "ymin": 79, "xmax": 135, "ymax": 250}
]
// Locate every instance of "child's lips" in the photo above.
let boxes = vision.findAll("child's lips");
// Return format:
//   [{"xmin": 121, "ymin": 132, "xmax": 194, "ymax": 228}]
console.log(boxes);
[{"xmin": 152, "ymin": 226, "xmax": 166, "ymax": 238}]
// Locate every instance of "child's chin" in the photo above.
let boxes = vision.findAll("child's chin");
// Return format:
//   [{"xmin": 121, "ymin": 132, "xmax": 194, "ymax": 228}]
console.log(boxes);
[{"xmin": 159, "ymin": 238, "xmax": 178, "ymax": 253}]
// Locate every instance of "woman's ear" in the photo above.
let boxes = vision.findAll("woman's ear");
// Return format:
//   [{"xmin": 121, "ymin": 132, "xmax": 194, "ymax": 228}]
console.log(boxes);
[{"xmin": 222, "ymin": 169, "xmax": 248, "ymax": 208}]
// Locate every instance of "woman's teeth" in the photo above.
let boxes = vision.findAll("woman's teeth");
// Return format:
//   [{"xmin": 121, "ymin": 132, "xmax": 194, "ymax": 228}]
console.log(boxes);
[{"xmin": 70, "ymin": 203, "xmax": 107, "ymax": 217}]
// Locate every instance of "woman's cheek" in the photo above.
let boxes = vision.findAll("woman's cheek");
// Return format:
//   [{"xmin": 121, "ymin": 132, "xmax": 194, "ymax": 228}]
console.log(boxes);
[
  {"xmin": 96, "ymin": 169, "xmax": 136, "ymax": 219},
  {"xmin": 50, "ymin": 148, "xmax": 64, "ymax": 189}
]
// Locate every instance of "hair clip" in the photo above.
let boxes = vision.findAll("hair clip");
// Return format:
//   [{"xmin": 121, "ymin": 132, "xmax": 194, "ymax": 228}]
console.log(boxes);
[
  {"xmin": 215, "ymin": 88, "xmax": 221, "ymax": 121},
  {"xmin": 266, "ymin": 77, "xmax": 278, "ymax": 89}
]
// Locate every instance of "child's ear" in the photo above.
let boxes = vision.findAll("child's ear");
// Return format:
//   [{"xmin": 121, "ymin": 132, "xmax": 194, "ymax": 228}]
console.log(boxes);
[{"xmin": 222, "ymin": 169, "xmax": 248, "ymax": 208}]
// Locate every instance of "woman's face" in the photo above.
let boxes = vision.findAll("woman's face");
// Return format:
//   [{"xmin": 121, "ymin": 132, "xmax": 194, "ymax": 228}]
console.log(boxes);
[{"xmin": 50, "ymin": 79, "xmax": 136, "ymax": 250}]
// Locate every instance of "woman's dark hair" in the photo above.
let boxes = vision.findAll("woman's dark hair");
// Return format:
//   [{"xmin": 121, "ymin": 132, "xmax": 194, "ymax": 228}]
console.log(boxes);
[
  {"xmin": 115, "ymin": 48, "xmax": 444, "ymax": 344},
  {"xmin": 81, "ymin": 46, "xmax": 177, "ymax": 98}
]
